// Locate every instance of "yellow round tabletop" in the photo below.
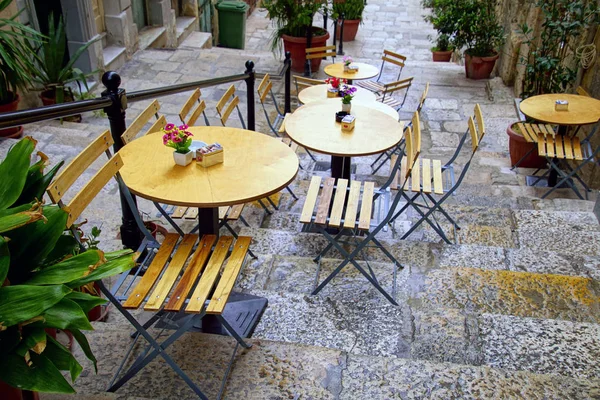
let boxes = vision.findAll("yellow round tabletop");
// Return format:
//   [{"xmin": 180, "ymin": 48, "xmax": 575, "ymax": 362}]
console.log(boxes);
[
  {"xmin": 520, "ymin": 94, "xmax": 600, "ymax": 126},
  {"xmin": 324, "ymin": 63, "xmax": 380, "ymax": 81},
  {"xmin": 118, "ymin": 126, "xmax": 299, "ymax": 207},
  {"xmin": 298, "ymin": 84, "xmax": 377, "ymax": 104},
  {"xmin": 285, "ymin": 100, "xmax": 404, "ymax": 157}
]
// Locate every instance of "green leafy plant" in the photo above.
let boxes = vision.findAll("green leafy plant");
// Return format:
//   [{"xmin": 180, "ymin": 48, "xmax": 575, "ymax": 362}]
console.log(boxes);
[
  {"xmin": 331, "ymin": 0, "xmax": 365, "ymax": 21},
  {"xmin": 519, "ymin": 0, "xmax": 600, "ymax": 99},
  {"xmin": 261, "ymin": 0, "xmax": 327, "ymax": 52},
  {"xmin": 430, "ymin": 33, "xmax": 452, "ymax": 52},
  {"xmin": 31, "ymin": 13, "xmax": 98, "ymax": 104},
  {"xmin": 0, "ymin": 137, "xmax": 136, "ymax": 393},
  {"xmin": 0, "ymin": 0, "xmax": 45, "ymax": 104}
]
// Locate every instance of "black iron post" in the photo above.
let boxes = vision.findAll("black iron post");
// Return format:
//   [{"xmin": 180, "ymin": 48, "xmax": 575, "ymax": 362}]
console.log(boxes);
[
  {"xmin": 304, "ymin": 14, "xmax": 314, "ymax": 77},
  {"xmin": 338, "ymin": 14, "xmax": 345, "ymax": 55},
  {"xmin": 244, "ymin": 60, "xmax": 256, "ymax": 131},
  {"xmin": 101, "ymin": 71, "xmax": 143, "ymax": 250},
  {"xmin": 284, "ymin": 51, "xmax": 292, "ymax": 114}
]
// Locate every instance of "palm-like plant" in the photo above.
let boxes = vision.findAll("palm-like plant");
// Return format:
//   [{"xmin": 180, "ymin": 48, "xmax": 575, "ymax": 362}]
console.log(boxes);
[
  {"xmin": 0, "ymin": 0, "xmax": 45, "ymax": 104},
  {"xmin": 0, "ymin": 137, "xmax": 136, "ymax": 393}
]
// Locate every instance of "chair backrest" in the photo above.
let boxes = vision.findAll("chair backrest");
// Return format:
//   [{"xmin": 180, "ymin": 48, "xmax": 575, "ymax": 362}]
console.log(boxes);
[
  {"xmin": 305, "ymin": 45, "xmax": 336, "ymax": 60},
  {"xmin": 257, "ymin": 73, "xmax": 273, "ymax": 105},
  {"xmin": 576, "ymin": 86, "xmax": 591, "ymax": 97},
  {"xmin": 293, "ymin": 75, "xmax": 325, "ymax": 95},
  {"xmin": 381, "ymin": 77, "xmax": 414, "ymax": 107},
  {"xmin": 216, "ymin": 84, "xmax": 246, "ymax": 128},
  {"xmin": 378, "ymin": 49, "xmax": 407, "ymax": 82},
  {"xmin": 179, "ymin": 88, "xmax": 210, "ymax": 126},
  {"xmin": 417, "ymin": 82, "xmax": 430, "ymax": 112},
  {"xmin": 405, "ymin": 111, "xmax": 422, "ymax": 171},
  {"xmin": 468, "ymin": 104, "xmax": 486, "ymax": 155},
  {"xmin": 47, "ymin": 131, "xmax": 123, "ymax": 229},
  {"xmin": 121, "ymin": 100, "xmax": 165, "ymax": 144}
]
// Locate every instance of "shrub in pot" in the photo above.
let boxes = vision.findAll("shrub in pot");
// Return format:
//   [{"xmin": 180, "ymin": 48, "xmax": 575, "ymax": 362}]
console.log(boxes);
[
  {"xmin": 262, "ymin": 0, "xmax": 329, "ymax": 72},
  {"xmin": 332, "ymin": 0, "xmax": 365, "ymax": 42},
  {"xmin": 430, "ymin": 33, "xmax": 454, "ymax": 62},
  {"xmin": 0, "ymin": 137, "xmax": 136, "ymax": 395},
  {"xmin": 0, "ymin": 0, "xmax": 45, "ymax": 138},
  {"xmin": 32, "ymin": 14, "xmax": 97, "ymax": 120}
]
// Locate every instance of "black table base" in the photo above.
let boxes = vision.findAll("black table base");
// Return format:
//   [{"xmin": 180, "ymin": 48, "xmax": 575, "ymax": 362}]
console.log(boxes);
[{"xmin": 331, "ymin": 155, "xmax": 352, "ymax": 181}]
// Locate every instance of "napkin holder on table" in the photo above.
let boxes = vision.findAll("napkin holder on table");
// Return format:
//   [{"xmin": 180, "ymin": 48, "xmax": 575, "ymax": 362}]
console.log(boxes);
[
  {"xmin": 196, "ymin": 143, "xmax": 224, "ymax": 167},
  {"xmin": 555, "ymin": 100, "xmax": 569, "ymax": 111},
  {"xmin": 327, "ymin": 88, "xmax": 339, "ymax": 98},
  {"xmin": 344, "ymin": 65, "xmax": 359, "ymax": 73},
  {"xmin": 341, "ymin": 115, "xmax": 356, "ymax": 131}
]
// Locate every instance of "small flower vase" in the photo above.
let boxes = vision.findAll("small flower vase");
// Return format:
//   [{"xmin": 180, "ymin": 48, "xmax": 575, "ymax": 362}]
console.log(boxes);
[
  {"xmin": 173, "ymin": 150, "xmax": 194, "ymax": 166},
  {"xmin": 341, "ymin": 103, "xmax": 351, "ymax": 113}
]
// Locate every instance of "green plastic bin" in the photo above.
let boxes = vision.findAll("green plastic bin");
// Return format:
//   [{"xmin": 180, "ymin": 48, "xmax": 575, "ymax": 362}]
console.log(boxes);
[{"xmin": 216, "ymin": 1, "xmax": 249, "ymax": 49}]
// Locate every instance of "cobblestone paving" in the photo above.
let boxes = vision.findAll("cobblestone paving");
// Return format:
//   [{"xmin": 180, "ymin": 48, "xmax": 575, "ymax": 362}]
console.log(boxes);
[{"xmin": 5, "ymin": 0, "xmax": 600, "ymax": 399}]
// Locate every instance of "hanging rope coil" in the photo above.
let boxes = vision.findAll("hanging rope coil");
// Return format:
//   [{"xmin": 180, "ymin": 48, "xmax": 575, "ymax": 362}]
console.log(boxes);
[{"xmin": 576, "ymin": 44, "xmax": 597, "ymax": 69}]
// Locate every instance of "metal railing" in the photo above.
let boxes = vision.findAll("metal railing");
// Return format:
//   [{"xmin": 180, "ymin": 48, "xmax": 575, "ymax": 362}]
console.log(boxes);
[{"xmin": 0, "ymin": 53, "xmax": 293, "ymax": 249}]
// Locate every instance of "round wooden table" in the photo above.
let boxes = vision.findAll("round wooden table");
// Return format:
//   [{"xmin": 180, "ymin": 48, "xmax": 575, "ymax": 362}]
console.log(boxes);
[
  {"xmin": 298, "ymin": 84, "xmax": 377, "ymax": 104},
  {"xmin": 520, "ymin": 94, "xmax": 600, "ymax": 126},
  {"xmin": 119, "ymin": 126, "xmax": 299, "ymax": 234},
  {"xmin": 324, "ymin": 62, "xmax": 380, "ymax": 83},
  {"xmin": 285, "ymin": 99, "xmax": 404, "ymax": 180}
]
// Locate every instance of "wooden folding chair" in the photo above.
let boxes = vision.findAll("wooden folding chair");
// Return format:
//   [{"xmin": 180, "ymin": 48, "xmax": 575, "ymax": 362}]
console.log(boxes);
[
  {"xmin": 293, "ymin": 75, "xmax": 325, "ymax": 105},
  {"xmin": 121, "ymin": 99, "xmax": 166, "ymax": 145},
  {"xmin": 179, "ymin": 88, "xmax": 210, "ymax": 126},
  {"xmin": 47, "ymin": 131, "xmax": 255, "ymax": 400},
  {"xmin": 356, "ymin": 50, "xmax": 407, "ymax": 94},
  {"xmin": 298, "ymin": 115, "xmax": 420, "ymax": 304},
  {"xmin": 387, "ymin": 105, "xmax": 487, "ymax": 243},
  {"xmin": 510, "ymin": 122, "xmax": 556, "ymax": 170},
  {"xmin": 376, "ymin": 76, "xmax": 414, "ymax": 111},
  {"xmin": 216, "ymin": 84, "xmax": 246, "ymax": 129},
  {"xmin": 305, "ymin": 45, "xmax": 336, "ymax": 76}
]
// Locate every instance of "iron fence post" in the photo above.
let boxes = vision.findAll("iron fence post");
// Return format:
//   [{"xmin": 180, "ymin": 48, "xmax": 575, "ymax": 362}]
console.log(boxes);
[
  {"xmin": 284, "ymin": 51, "xmax": 292, "ymax": 114},
  {"xmin": 304, "ymin": 15, "xmax": 314, "ymax": 77},
  {"xmin": 244, "ymin": 61, "xmax": 256, "ymax": 131},
  {"xmin": 101, "ymin": 71, "xmax": 143, "ymax": 250},
  {"xmin": 338, "ymin": 14, "xmax": 345, "ymax": 55}
]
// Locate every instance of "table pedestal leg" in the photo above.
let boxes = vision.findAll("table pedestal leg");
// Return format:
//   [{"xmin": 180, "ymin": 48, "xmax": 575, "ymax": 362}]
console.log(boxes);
[
  {"xmin": 197, "ymin": 207, "xmax": 219, "ymax": 236},
  {"xmin": 331, "ymin": 155, "xmax": 352, "ymax": 180}
]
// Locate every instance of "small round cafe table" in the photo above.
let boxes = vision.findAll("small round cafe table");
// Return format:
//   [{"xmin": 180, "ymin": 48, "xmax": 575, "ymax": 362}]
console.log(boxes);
[
  {"xmin": 520, "ymin": 94, "xmax": 600, "ymax": 186},
  {"xmin": 118, "ymin": 126, "xmax": 299, "ymax": 235},
  {"xmin": 285, "ymin": 99, "xmax": 404, "ymax": 180},
  {"xmin": 298, "ymin": 84, "xmax": 377, "ymax": 104},
  {"xmin": 324, "ymin": 62, "xmax": 380, "ymax": 84}
]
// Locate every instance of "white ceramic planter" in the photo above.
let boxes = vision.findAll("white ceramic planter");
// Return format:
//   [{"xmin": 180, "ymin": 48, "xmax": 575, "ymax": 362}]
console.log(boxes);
[
  {"xmin": 173, "ymin": 150, "xmax": 194, "ymax": 166},
  {"xmin": 341, "ymin": 103, "xmax": 352, "ymax": 113}
]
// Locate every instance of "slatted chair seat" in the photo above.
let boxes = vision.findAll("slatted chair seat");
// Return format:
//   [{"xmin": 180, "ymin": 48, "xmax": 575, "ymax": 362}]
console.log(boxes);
[
  {"xmin": 121, "ymin": 233, "xmax": 251, "ymax": 314},
  {"xmin": 171, "ymin": 205, "xmax": 245, "ymax": 223},
  {"xmin": 357, "ymin": 80, "xmax": 385, "ymax": 93},
  {"xmin": 356, "ymin": 50, "xmax": 407, "ymax": 94},
  {"xmin": 390, "ymin": 155, "xmax": 452, "ymax": 195},
  {"xmin": 537, "ymin": 131, "xmax": 584, "ymax": 161},
  {"xmin": 300, "ymin": 176, "xmax": 375, "ymax": 231}
]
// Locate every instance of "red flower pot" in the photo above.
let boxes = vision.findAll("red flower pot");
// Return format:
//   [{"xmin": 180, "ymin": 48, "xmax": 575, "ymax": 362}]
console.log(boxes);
[
  {"xmin": 335, "ymin": 19, "xmax": 360, "ymax": 42},
  {"xmin": 39, "ymin": 90, "xmax": 82, "ymax": 122},
  {"xmin": 464, "ymin": 51, "xmax": 499, "ymax": 80},
  {"xmin": 0, "ymin": 93, "xmax": 23, "ymax": 138},
  {"xmin": 432, "ymin": 50, "xmax": 453, "ymax": 62},
  {"xmin": 507, "ymin": 122, "xmax": 547, "ymax": 169},
  {"xmin": 283, "ymin": 28, "xmax": 330, "ymax": 73}
]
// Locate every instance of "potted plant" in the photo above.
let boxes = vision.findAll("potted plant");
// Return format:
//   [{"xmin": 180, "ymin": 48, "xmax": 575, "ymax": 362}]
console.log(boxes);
[
  {"xmin": 262, "ymin": 0, "xmax": 329, "ymax": 73},
  {"xmin": 0, "ymin": 137, "xmax": 136, "ymax": 397},
  {"xmin": 339, "ymin": 83, "xmax": 357, "ymax": 113},
  {"xmin": 0, "ymin": 0, "xmax": 45, "ymax": 138},
  {"xmin": 451, "ymin": 0, "xmax": 504, "ymax": 79},
  {"xmin": 507, "ymin": 0, "xmax": 599, "ymax": 168},
  {"xmin": 332, "ymin": 0, "xmax": 365, "ymax": 42},
  {"xmin": 31, "ymin": 14, "xmax": 97, "ymax": 117},
  {"xmin": 162, "ymin": 123, "xmax": 194, "ymax": 166},
  {"xmin": 430, "ymin": 33, "xmax": 454, "ymax": 62}
]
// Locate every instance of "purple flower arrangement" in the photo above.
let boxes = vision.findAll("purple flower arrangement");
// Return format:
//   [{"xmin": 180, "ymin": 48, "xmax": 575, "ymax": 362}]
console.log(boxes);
[
  {"xmin": 162, "ymin": 123, "xmax": 193, "ymax": 154},
  {"xmin": 339, "ymin": 84, "xmax": 357, "ymax": 104}
]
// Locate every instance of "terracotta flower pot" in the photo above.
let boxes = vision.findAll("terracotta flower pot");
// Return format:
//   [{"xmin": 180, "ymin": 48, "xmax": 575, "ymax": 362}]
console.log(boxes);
[
  {"xmin": 39, "ymin": 89, "xmax": 82, "ymax": 122},
  {"xmin": 283, "ymin": 28, "xmax": 330, "ymax": 73},
  {"xmin": 432, "ymin": 50, "xmax": 453, "ymax": 62},
  {"xmin": 335, "ymin": 19, "xmax": 360, "ymax": 42},
  {"xmin": 507, "ymin": 122, "xmax": 547, "ymax": 169},
  {"xmin": 464, "ymin": 51, "xmax": 499, "ymax": 80},
  {"xmin": 0, "ymin": 379, "xmax": 39, "ymax": 400},
  {"xmin": 0, "ymin": 93, "xmax": 23, "ymax": 138}
]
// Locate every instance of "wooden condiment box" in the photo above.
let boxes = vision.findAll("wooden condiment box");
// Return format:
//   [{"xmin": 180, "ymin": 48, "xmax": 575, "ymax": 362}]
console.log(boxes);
[{"xmin": 341, "ymin": 115, "xmax": 356, "ymax": 131}]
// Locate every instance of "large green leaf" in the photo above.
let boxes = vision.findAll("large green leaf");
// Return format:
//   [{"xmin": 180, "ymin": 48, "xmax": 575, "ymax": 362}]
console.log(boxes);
[
  {"xmin": 42, "ymin": 234, "xmax": 80, "ymax": 267},
  {"xmin": 42, "ymin": 298, "xmax": 92, "ymax": 331},
  {"xmin": 44, "ymin": 336, "xmax": 83, "ymax": 382},
  {"xmin": 6, "ymin": 205, "xmax": 68, "ymax": 283},
  {"xmin": 0, "ymin": 204, "xmax": 45, "ymax": 233},
  {"xmin": 0, "ymin": 285, "xmax": 70, "ymax": 329},
  {"xmin": 105, "ymin": 249, "xmax": 134, "ymax": 261},
  {"xmin": 70, "ymin": 328, "xmax": 97, "ymax": 373},
  {"xmin": 0, "ymin": 201, "xmax": 38, "ymax": 219},
  {"xmin": 0, "ymin": 137, "xmax": 36, "ymax": 211},
  {"xmin": 0, "ymin": 236, "xmax": 8, "ymax": 285},
  {"xmin": 66, "ymin": 291, "xmax": 106, "ymax": 314},
  {"xmin": 68, "ymin": 252, "xmax": 136, "ymax": 288},
  {"xmin": 14, "ymin": 326, "xmax": 46, "ymax": 357},
  {"xmin": 25, "ymin": 249, "xmax": 104, "ymax": 286},
  {"xmin": 0, "ymin": 352, "xmax": 75, "ymax": 393},
  {"xmin": 15, "ymin": 156, "xmax": 64, "ymax": 207}
]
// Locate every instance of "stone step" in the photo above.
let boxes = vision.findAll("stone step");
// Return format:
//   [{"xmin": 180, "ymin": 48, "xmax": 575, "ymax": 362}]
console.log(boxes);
[
  {"xmin": 103, "ymin": 45, "xmax": 127, "ymax": 72},
  {"xmin": 175, "ymin": 16, "xmax": 198, "ymax": 47},
  {"xmin": 68, "ymin": 318, "xmax": 599, "ymax": 399}
]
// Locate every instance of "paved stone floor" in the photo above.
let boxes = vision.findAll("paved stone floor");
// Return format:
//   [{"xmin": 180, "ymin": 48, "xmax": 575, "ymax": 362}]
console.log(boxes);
[{"xmin": 3, "ymin": 0, "xmax": 600, "ymax": 398}]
